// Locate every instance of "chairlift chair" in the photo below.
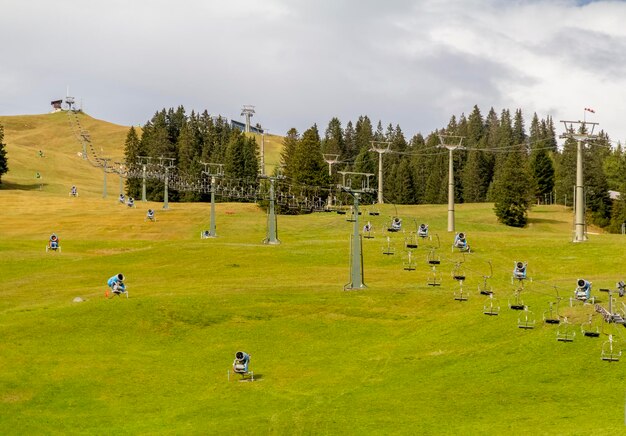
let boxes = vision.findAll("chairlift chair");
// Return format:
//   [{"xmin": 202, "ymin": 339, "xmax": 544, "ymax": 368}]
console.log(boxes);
[
  {"xmin": 427, "ymin": 249, "xmax": 442, "ymax": 286},
  {"xmin": 517, "ymin": 307, "xmax": 536, "ymax": 329},
  {"xmin": 509, "ymin": 289, "xmax": 526, "ymax": 311},
  {"xmin": 369, "ymin": 207, "xmax": 380, "ymax": 216},
  {"xmin": 556, "ymin": 317, "xmax": 576, "ymax": 342},
  {"xmin": 543, "ymin": 301, "xmax": 561, "ymax": 325},
  {"xmin": 403, "ymin": 251, "xmax": 416, "ymax": 271},
  {"xmin": 405, "ymin": 234, "xmax": 418, "ymax": 249},
  {"xmin": 601, "ymin": 335, "xmax": 621, "ymax": 362},
  {"xmin": 581, "ymin": 314, "xmax": 601, "ymax": 338},
  {"xmin": 478, "ymin": 261, "xmax": 493, "ymax": 295},
  {"xmin": 427, "ymin": 249, "xmax": 441, "ymax": 265},
  {"xmin": 452, "ymin": 263, "xmax": 468, "ymax": 301},
  {"xmin": 382, "ymin": 236, "xmax": 395, "ymax": 255},
  {"xmin": 483, "ymin": 293, "xmax": 500, "ymax": 316}
]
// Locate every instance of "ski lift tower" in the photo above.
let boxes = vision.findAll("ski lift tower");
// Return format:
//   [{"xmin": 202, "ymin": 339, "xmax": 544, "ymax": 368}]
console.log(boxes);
[
  {"xmin": 241, "ymin": 105, "xmax": 255, "ymax": 133},
  {"xmin": 136, "ymin": 156, "xmax": 152, "ymax": 202},
  {"xmin": 338, "ymin": 171, "xmax": 376, "ymax": 290},
  {"xmin": 114, "ymin": 161, "xmax": 127, "ymax": 197},
  {"xmin": 323, "ymin": 153, "xmax": 340, "ymax": 208},
  {"xmin": 201, "ymin": 162, "xmax": 224, "ymax": 238},
  {"xmin": 97, "ymin": 157, "xmax": 111, "ymax": 198},
  {"xmin": 370, "ymin": 141, "xmax": 391, "ymax": 204},
  {"xmin": 157, "ymin": 156, "xmax": 176, "ymax": 210},
  {"xmin": 438, "ymin": 135, "xmax": 465, "ymax": 232},
  {"xmin": 559, "ymin": 116, "xmax": 598, "ymax": 243},
  {"xmin": 259, "ymin": 173, "xmax": 284, "ymax": 245}
]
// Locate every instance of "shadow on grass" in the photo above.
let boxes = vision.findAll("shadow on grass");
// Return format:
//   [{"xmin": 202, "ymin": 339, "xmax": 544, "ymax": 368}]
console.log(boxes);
[{"xmin": 0, "ymin": 181, "xmax": 47, "ymax": 191}]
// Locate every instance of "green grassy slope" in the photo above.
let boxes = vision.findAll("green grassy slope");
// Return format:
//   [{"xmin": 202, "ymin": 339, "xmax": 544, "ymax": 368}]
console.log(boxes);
[
  {"xmin": 0, "ymin": 112, "xmax": 129, "ymax": 197},
  {"xmin": 1, "ymin": 114, "xmax": 625, "ymax": 434},
  {"xmin": 249, "ymin": 132, "xmax": 284, "ymax": 175}
]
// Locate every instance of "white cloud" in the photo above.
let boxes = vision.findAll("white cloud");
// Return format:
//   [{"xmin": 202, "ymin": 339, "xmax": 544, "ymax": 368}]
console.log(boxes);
[{"xmin": 1, "ymin": 0, "xmax": 626, "ymax": 143}]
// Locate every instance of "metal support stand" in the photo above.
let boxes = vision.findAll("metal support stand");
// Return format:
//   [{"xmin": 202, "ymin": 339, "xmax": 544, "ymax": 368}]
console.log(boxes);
[
  {"xmin": 142, "ymin": 164, "xmax": 147, "ymax": 202},
  {"xmin": 163, "ymin": 166, "xmax": 170, "ymax": 210},
  {"xmin": 370, "ymin": 141, "xmax": 390, "ymax": 205},
  {"xmin": 559, "ymin": 118, "xmax": 598, "ymax": 242},
  {"xmin": 438, "ymin": 135, "xmax": 464, "ymax": 232},
  {"xmin": 338, "ymin": 171, "xmax": 375, "ymax": 290},
  {"xmin": 264, "ymin": 178, "xmax": 280, "ymax": 245}
]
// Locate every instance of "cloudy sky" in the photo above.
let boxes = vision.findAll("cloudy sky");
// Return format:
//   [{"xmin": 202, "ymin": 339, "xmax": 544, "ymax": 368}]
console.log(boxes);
[{"xmin": 2, "ymin": 0, "xmax": 625, "ymax": 143}]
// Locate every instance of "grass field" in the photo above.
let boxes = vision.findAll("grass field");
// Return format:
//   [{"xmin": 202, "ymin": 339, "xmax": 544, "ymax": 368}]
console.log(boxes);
[{"xmin": 1, "ymin": 114, "xmax": 626, "ymax": 434}]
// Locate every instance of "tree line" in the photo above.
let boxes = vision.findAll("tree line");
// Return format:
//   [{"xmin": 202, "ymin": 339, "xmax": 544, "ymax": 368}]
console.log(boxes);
[{"xmin": 123, "ymin": 105, "xmax": 626, "ymax": 232}]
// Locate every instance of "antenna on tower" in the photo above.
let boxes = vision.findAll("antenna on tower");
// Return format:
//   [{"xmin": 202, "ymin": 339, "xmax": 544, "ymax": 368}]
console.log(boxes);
[
  {"xmin": 241, "ymin": 105, "xmax": 255, "ymax": 133},
  {"xmin": 65, "ymin": 86, "xmax": 75, "ymax": 111}
]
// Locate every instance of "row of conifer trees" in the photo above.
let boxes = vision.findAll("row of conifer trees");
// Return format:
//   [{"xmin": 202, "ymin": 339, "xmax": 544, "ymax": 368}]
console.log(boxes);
[{"xmin": 122, "ymin": 105, "xmax": 626, "ymax": 231}]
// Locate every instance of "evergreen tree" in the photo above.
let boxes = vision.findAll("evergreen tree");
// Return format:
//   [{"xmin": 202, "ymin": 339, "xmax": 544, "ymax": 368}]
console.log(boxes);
[
  {"xmin": 529, "ymin": 113, "xmax": 541, "ymax": 147},
  {"xmin": 123, "ymin": 126, "xmax": 142, "ymax": 198},
  {"xmin": 529, "ymin": 148, "xmax": 555, "ymax": 203},
  {"xmin": 462, "ymin": 105, "xmax": 491, "ymax": 202},
  {"xmin": 176, "ymin": 121, "xmax": 203, "ymax": 202},
  {"xmin": 279, "ymin": 128, "xmax": 299, "ymax": 179},
  {"xmin": 554, "ymin": 134, "xmax": 577, "ymax": 206},
  {"xmin": 512, "ymin": 108, "xmax": 527, "ymax": 152},
  {"xmin": 492, "ymin": 150, "xmax": 534, "ymax": 227},
  {"xmin": 424, "ymin": 132, "xmax": 447, "ymax": 204},
  {"xmin": 224, "ymin": 133, "xmax": 244, "ymax": 179},
  {"xmin": 353, "ymin": 116, "xmax": 376, "ymax": 180},
  {"xmin": 322, "ymin": 117, "xmax": 344, "ymax": 156},
  {"xmin": 242, "ymin": 135, "xmax": 260, "ymax": 180},
  {"xmin": 395, "ymin": 158, "xmax": 415, "ymax": 204},
  {"xmin": 409, "ymin": 133, "xmax": 428, "ymax": 203},
  {"xmin": 585, "ymin": 136, "xmax": 612, "ymax": 227},
  {"xmin": 343, "ymin": 121, "xmax": 357, "ymax": 164},
  {"xmin": 291, "ymin": 125, "xmax": 329, "ymax": 198},
  {"xmin": 608, "ymin": 147, "xmax": 626, "ymax": 232},
  {"xmin": 0, "ymin": 123, "xmax": 9, "ymax": 184},
  {"xmin": 604, "ymin": 143, "xmax": 624, "ymax": 191},
  {"xmin": 354, "ymin": 116, "xmax": 373, "ymax": 154}
]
